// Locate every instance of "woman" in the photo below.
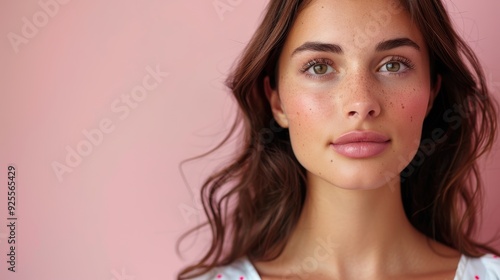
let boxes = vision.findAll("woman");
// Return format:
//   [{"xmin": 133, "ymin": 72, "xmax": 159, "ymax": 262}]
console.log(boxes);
[{"xmin": 178, "ymin": 0, "xmax": 500, "ymax": 278}]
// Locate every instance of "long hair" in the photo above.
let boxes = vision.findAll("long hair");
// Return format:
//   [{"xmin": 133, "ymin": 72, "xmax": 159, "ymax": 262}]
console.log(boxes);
[{"xmin": 177, "ymin": 0, "xmax": 499, "ymax": 278}]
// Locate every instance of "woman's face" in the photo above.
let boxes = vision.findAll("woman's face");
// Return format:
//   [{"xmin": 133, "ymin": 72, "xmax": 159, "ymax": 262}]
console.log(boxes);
[{"xmin": 266, "ymin": 0, "xmax": 439, "ymax": 190}]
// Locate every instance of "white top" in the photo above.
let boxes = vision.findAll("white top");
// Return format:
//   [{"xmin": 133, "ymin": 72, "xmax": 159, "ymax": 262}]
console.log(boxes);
[{"xmin": 193, "ymin": 254, "xmax": 500, "ymax": 280}]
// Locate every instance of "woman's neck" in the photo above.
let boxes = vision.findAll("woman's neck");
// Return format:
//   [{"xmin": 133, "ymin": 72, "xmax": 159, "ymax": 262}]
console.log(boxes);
[
  {"xmin": 253, "ymin": 175, "xmax": 461, "ymax": 279},
  {"xmin": 296, "ymin": 175, "xmax": 413, "ymax": 254}
]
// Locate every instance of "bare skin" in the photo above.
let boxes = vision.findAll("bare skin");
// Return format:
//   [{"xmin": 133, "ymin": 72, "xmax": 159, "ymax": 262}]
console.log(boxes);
[
  {"xmin": 253, "ymin": 0, "xmax": 461, "ymax": 279},
  {"xmin": 253, "ymin": 180, "xmax": 461, "ymax": 279}
]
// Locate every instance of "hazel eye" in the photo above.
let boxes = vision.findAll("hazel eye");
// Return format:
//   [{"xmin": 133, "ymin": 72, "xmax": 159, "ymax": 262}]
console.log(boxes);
[
  {"xmin": 378, "ymin": 56, "xmax": 414, "ymax": 74},
  {"xmin": 306, "ymin": 63, "xmax": 334, "ymax": 75},
  {"xmin": 301, "ymin": 58, "xmax": 335, "ymax": 78},
  {"xmin": 379, "ymin": 61, "xmax": 407, "ymax": 73},
  {"xmin": 312, "ymin": 64, "xmax": 329, "ymax": 74},
  {"xmin": 384, "ymin": 62, "xmax": 401, "ymax": 72}
]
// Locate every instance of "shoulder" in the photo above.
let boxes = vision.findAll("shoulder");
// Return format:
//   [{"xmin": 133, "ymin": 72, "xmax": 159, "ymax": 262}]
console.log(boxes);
[
  {"xmin": 456, "ymin": 254, "xmax": 500, "ymax": 280},
  {"xmin": 191, "ymin": 257, "xmax": 261, "ymax": 280}
]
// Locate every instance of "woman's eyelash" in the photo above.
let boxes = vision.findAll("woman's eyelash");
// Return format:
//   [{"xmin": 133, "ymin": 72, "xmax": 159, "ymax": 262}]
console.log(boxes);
[
  {"xmin": 388, "ymin": 56, "xmax": 415, "ymax": 69},
  {"xmin": 299, "ymin": 56, "xmax": 415, "ymax": 76},
  {"xmin": 300, "ymin": 58, "xmax": 333, "ymax": 73}
]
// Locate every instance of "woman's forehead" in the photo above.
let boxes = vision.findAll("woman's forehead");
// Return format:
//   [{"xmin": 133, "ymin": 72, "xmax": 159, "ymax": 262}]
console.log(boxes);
[{"xmin": 283, "ymin": 0, "xmax": 423, "ymax": 55}]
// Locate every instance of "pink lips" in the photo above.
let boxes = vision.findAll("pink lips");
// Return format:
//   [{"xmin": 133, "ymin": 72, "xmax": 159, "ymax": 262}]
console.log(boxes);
[{"xmin": 331, "ymin": 131, "xmax": 390, "ymax": 159}]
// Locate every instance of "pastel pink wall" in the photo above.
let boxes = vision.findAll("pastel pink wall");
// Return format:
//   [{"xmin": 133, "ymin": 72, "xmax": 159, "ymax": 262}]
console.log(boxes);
[{"xmin": 0, "ymin": 0, "xmax": 498, "ymax": 279}]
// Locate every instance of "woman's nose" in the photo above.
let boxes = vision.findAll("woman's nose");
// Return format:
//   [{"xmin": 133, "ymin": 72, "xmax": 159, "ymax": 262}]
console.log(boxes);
[
  {"xmin": 346, "ymin": 101, "xmax": 381, "ymax": 119},
  {"xmin": 342, "ymin": 74, "xmax": 381, "ymax": 120}
]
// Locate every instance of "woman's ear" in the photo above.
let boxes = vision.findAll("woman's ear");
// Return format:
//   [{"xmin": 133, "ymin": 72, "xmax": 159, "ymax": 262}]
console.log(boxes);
[
  {"xmin": 427, "ymin": 74, "xmax": 442, "ymax": 115},
  {"xmin": 264, "ymin": 76, "xmax": 289, "ymax": 128}
]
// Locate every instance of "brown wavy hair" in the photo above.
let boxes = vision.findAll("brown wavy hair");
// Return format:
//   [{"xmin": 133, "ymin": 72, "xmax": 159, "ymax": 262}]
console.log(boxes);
[{"xmin": 177, "ymin": 0, "xmax": 499, "ymax": 278}]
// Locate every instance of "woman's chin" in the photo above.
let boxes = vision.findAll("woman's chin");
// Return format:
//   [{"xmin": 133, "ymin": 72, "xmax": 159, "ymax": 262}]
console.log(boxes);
[{"xmin": 310, "ymin": 171, "xmax": 401, "ymax": 191}]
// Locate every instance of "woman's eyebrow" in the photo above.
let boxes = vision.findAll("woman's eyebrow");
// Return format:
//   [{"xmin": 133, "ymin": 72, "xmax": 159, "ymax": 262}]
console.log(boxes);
[
  {"xmin": 375, "ymin": 38, "xmax": 420, "ymax": 52},
  {"xmin": 291, "ymin": 42, "xmax": 343, "ymax": 57},
  {"xmin": 291, "ymin": 37, "xmax": 420, "ymax": 57}
]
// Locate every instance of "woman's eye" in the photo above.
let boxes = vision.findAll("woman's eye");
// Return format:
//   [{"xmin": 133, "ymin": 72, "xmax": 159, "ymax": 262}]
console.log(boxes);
[
  {"xmin": 378, "ymin": 59, "xmax": 412, "ymax": 73},
  {"xmin": 307, "ymin": 63, "xmax": 334, "ymax": 75},
  {"xmin": 384, "ymin": 62, "xmax": 401, "ymax": 72}
]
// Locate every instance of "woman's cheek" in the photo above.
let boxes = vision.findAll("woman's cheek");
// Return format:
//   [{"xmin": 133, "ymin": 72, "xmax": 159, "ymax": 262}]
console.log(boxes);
[
  {"xmin": 285, "ymin": 85, "xmax": 334, "ymax": 123},
  {"xmin": 391, "ymin": 87, "xmax": 431, "ymax": 149},
  {"xmin": 402, "ymin": 87, "xmax": 429, "ymax": 124},
  {"xmin": 283, "ymin": 88, "xmax": 333, "ymax": 149}
]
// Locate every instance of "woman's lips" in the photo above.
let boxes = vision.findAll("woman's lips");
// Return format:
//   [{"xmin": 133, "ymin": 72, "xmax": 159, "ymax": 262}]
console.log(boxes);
[{"xmin": 331, "ymin": 131, "xmax": 390, "ymax": 159}]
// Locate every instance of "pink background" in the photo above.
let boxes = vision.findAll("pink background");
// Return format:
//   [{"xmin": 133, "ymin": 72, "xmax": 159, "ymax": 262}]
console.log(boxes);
[{"xmin": 0, "ymin": 0, "xmax": 499, "ymax": 279}]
